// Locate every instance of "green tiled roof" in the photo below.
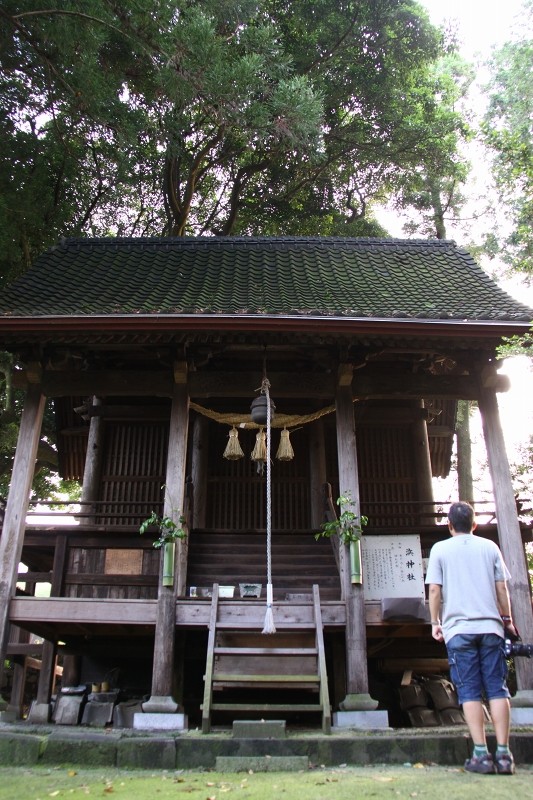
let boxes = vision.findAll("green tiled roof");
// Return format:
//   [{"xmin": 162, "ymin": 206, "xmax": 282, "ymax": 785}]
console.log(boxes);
[{"xmin": 0, "ymin": 236, "xmax": 531, "ymax": 322}]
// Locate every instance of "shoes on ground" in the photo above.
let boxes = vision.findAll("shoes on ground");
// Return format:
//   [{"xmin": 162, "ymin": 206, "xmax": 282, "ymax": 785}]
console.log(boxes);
[
  {"xmin": 495, "ymin": 752, "xmax": 515, "ymax": 775},
  {"xmin": 464, "ymin": 754, "xmax": 496, "ymax": 774}
]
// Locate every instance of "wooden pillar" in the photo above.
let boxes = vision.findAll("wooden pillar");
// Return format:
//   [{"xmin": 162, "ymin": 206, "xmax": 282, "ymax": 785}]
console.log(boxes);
[
  {"xmin": 335, "ymin": 369, "xmax": 377, "ymax": 711},
  {"xmin": 478, "ymin": 382, "xmax": 533, "ymax": 695},
  {"xmin": 456, "ymin": 400, "xmax": 474, "ymax": 504},
  {"xmin": 6, "ymin": 660, "xmax": 26, "ymax": 719},
  {"xmin": 191, "ymin": 415, "xmax": 208, "ymax": 530},
  {"xmin": 411, "ymin": 400, "xmax": 434, "ymax": 509},
  {"xmin": 27, "ymin": 533, "xmax": 68, "ymax": 722},
  {"xmin": 0, "ymin": 384, "xmax": 46, "ymax": 699},
  {"xmin": 309, "ymin": 420, "xmax": 327, "ymax": 530},
  {"xmin": 144, "ymin": 368, "xmax": 189, "ymax": 713},
  {"xmin": 4, "ymin": 623, "xmax": 30, "ymax": 718},
  {"xmin": 80, "ymin": 396, "xmax": 104, "ymax": 524},
  {"xmin": 60, "ymin": 655, "xmax": 81, "ymax": 687}
]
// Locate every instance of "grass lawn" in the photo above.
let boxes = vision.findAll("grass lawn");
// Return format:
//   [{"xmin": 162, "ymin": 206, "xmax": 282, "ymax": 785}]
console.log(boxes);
[{"xmin": 0, "ymin": 764, "xmax": 531, "ymax": 800}]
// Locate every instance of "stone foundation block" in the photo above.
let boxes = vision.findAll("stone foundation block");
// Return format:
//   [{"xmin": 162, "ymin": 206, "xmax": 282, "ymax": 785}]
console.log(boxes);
[
  {"xmin": 216, "ymin": 755, "xmax": 309, "ymax": 772},
  {"xmin": 511, "ymin": 707, "xmax": 533, "ymax": 725},
  {"xmin": 333, "ymin": 710, "xmax": 390, "ymax": 729},
  {"xmin": 133, "ymin": 712, "xmax": 187, "ymax": 730},
  {"xmin": 0, "ymin": 732, "xmax": 44, "ymax": 765},
  {"xmin": 232, "ymin": 720, "xmax": 286, "ymax": 739},
  {"xmin": 41, "ymin": 731, "xmax": 119, "ymax": 766},
  {"xmin": 117, "ymin": 736, "xmax": 176, "ymax": 769}
]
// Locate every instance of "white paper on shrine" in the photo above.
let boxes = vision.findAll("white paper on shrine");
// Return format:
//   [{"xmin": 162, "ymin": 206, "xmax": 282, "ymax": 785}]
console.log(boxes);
[{"xmin": 361, "ymin": 534, "xmax": 425, "ymax": 601}]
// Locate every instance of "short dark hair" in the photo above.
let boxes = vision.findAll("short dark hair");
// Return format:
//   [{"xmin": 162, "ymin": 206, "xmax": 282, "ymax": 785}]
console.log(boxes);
[{"xmin": 448, "ymin": 501, "xmax": 475, "ymax": 533}]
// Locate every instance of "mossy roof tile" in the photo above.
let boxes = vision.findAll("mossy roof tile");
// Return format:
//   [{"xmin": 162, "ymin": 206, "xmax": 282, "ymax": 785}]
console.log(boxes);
[{"xmin": 0, "ymin": 236, "xmax": 531, "ymax": 323}]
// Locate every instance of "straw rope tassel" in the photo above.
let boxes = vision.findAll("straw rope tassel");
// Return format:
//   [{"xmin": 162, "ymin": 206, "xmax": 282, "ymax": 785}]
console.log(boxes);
[
  {"xmin": 223, "ymin": 426, "xmax": 244, "ymax": 460},
  {"xmin": 276, "ymin": 427, "xmax": 294, "ymax": 461},
  {"xmin": 251, "ymin": 429, "xmax": 267, "ymax": 462},
  {"xmin": 262, "ymin": 379, "xmax": 276, "ymax": 634}
]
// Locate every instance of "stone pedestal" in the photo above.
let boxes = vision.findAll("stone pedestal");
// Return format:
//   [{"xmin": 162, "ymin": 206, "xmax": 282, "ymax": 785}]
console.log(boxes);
[
  {"xmin": 27, "ymin": 701, "xmax": 52, "ymax": 724},
  {"xmin": 133, "ymin": 712, "xmax": 187, "ymax": 730},
  {"xmin": 333, "ymin": 710, "xmax": 390, "ymax": 729},
  {"xmin": 511, "ymin": 689, "xmax": 533, "ymax": 707},
  {"xmin": 511, "ymin": 707, "xmax": 533, "ymax": 725},
  {"xmin": 0, "ymin": 709, "xmax": 18, "ymax": 722},
  {"xmin": 511, "ymin": 691, "xmax": 533, "ymax": 725},
  {"xmin": 338, "ymin": 692, "xmax": 379, "ymax": 711},
  {"xmin": 141, "ymin": 695, "xmax": 179, "ymax": 714}
]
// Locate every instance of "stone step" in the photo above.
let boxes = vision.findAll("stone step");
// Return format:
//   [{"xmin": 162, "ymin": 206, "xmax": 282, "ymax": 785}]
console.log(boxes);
[{"xmin": 215, "ymin": 755, "xmax": 309, "ymax": 772}]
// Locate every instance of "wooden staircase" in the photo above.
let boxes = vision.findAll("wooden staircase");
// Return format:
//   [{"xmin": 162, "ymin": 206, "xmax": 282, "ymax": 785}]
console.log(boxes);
[
  {"xmin": 187, "ymin": 531, "xmax": 340, "ymax": 600},
  {"xmin": 201, "ymin": 583, "xmax": 332, "ymax": 734}
]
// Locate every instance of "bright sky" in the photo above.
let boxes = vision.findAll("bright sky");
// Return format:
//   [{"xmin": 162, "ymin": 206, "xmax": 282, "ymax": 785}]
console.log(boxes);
[
  {"xmin": 420, "ymin": 0, "xmax": 524, "ymax": 58},
  {"xmin": 419, "ymin": 0, "xmax": 533, "ymax": 494}
]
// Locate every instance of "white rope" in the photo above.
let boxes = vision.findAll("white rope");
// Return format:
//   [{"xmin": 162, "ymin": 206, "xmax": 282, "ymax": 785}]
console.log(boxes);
[{"xmin": 262, "ymin": 377, "xmax": 276, "ymax": 634}]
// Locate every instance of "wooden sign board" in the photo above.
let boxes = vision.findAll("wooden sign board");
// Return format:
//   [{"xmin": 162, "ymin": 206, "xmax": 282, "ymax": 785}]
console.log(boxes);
[
  {"xmin": 104, "ymin": 548, "xmax": 143, "ymax": 575},
  {"xmin": 361, "ymin": 535, "xmax": 425, "ymax": 601}
]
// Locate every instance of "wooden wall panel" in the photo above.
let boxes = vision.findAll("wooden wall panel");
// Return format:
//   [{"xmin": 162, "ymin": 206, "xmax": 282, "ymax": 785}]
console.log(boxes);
[
  {"xmin": 357, "ymin": 426, "xmax": 417, "ymax": 526},
  {"xmin": 205, "ymin": 425, "xmax": 311, "ymax": 531},
  {"xmin": 324, "ymin": 409, "xmax": 420, "ymax": 528},
  {"xmin": 99, "ymin": 421, "xmax": 168, "ymax": 525},
  {"xmin": 54, "ymin": 397, "xmax": 90, "ymax": 481}
]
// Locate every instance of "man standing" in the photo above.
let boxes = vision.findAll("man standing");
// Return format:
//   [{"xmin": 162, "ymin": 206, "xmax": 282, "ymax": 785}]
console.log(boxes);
[{"xmin": 426, "ymin": 501, "xmax": 518, "ymax": 775}]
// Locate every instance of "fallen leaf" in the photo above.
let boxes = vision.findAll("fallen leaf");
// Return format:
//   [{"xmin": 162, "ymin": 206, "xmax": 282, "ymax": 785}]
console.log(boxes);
[
  {"xmin": 67, "ymin": 770, "xmax": 77, "ymax": 778},
  {"xmin": 49, "ymin": 793, "xmax": 60, "ymax": 798}
]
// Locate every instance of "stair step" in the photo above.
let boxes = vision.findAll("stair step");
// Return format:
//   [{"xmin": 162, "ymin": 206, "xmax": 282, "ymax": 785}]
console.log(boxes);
[
  {"xmin": 210, "ymin": 703, "xmax": 323, "ymax": 712},
  {"xmin": 214, "ymin": 647, "xmax": 317, "ymax": 656},
  {"xmin": 214, "ymin": 622, "xmax": 317, "ymax": 630},
  {"xmin": 212, "ymin": 673, "xmax": 319, "ymax": 683}
]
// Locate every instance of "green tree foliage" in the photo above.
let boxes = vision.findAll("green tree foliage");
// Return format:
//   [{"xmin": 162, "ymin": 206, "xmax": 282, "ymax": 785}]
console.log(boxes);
[
  {"xmin": 392, "ymin": 53, "xmax": 474, "ymax": 239},
  {"xmin": 0, "ymin": 1, "xmax": 471, "ymax": 498},
  {"xmin": 482, "ymin": 0, "xmax": 533, "ymax": 276},
  {"xmin": 0, "ymin": 360, "xmax": 73, "ymax": 500},
  {"xmin": 0, "ymin": 0, "xmax": 470, "ymax": 287}
]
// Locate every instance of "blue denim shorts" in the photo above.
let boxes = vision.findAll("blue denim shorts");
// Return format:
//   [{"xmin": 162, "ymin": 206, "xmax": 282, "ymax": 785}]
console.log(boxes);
[{"xmin": 446, "ymin": 633, "xmax": 510, "ymax": 704}]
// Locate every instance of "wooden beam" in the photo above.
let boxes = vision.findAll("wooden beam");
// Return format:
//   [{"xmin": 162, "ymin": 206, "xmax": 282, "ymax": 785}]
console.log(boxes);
[
  {"xmin": 80, "ymin": 397, "xmax": 104, "ymax": 525},
  {"xmin": 335, "ymin": 380, "xmax": 372, "ymax": 702},
  {"xmin": 6, "ymin": 643, "xmax": 44, "ymax": 656},
  {"xmin": 148, "ymin": 380, "xmax": 190, "ymax": 703},
  {"xmin": 14, "ymin": 366, "xmax": 512, "ymax": 400},
  {"xmin": 191, "ymin": 415, "xmax": 208, "ymax": 529},
  {"xmin": 0, "ymin": 386, "xmax": 46, "ymax": 681},
  {"xmin": 478, "ymin": 383, "xmax": 533, "ymax": 692},
  {"xmin": 337, "ymin": 364, "xmax": 353, "ymax": 387},
  {"xmin": 353, "ymin": 371, "xmax": 510, "ymax": 399},
  {"xmin": 9, "ymin": 596, "xmax": 347, "ymax": 630},
  {"xmin": 15, "ymin": 369, "xmax": 337, "ymax": 398}
]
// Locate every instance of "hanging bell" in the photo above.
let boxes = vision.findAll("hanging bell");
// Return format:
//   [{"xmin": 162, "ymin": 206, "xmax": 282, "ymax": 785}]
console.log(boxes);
[
  {"xmin": 223, "ymin": 426, "xmax": 244, "ymax": 460},
  {"xmin": 276, "ymin": 428, "xmax": 294, "ymax": 461},
  {"xmin": 250, "ymin": 394, "xmax": 276, "ymax": 425}
]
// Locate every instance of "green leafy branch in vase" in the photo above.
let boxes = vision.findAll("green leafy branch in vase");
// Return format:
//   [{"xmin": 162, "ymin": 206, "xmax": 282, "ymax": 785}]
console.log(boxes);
[
  {"xmin": 139, "ymin": 509, "xmax": 187, "ymax": 549},
  {"xmin": 315, "ymin": 492, "xmax": 368, "ymax": 544}
]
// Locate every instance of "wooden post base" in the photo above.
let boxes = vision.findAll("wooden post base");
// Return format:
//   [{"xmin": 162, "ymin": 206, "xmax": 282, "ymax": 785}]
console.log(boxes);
[{"xmin": 338, "ymin": 692, "xmax": 378, "ymax": 711}]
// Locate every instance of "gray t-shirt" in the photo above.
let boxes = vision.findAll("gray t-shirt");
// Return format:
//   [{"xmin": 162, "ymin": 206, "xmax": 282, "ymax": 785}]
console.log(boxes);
[{"xmin": 425, "ymin": 533, "xmax": 511, "ymax": 643}]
